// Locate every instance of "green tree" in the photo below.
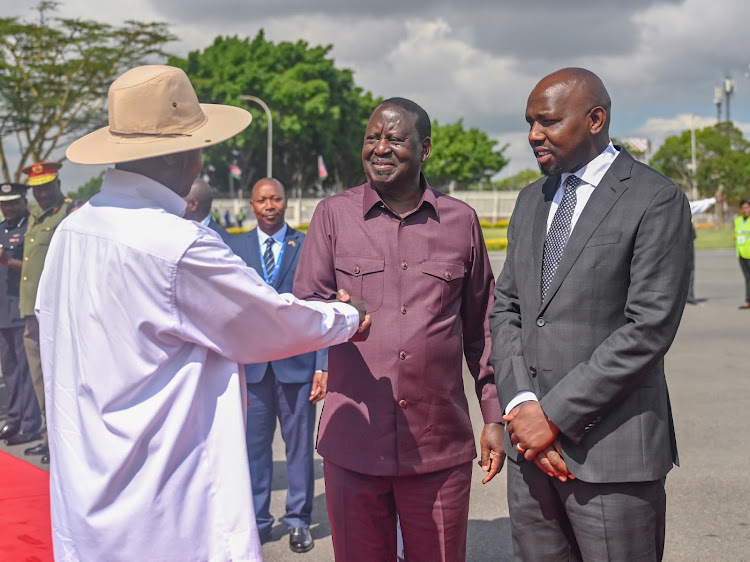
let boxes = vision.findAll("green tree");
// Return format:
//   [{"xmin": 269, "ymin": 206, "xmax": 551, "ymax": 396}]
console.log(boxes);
[
  {"xmin": 67, "ymin": 171, "xmax": 103, "ymax": 200},
  {"xmin": 170, "ymin": 32, "xmax": 376, "ymax": 196},
  {"xmin": 422, "ymin": 119, "xmax": 508, "ymax": 190},
  {"xmin": 650, "ymin": 122, "xmax": 750, "ymax": 207},
  {"xmin": 0, "ymin": 2, "xmax": 174, "ymax": 182}
]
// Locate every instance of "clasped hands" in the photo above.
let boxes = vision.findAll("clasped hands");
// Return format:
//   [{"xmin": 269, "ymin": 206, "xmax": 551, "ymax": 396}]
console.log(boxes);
[
  {"xmin": 335, "ymin": 288, "xmax": 371, "ymax": 341},
  {"xmin": 504, "ymin": 401, "xmax": 575, "ymax": 482}
]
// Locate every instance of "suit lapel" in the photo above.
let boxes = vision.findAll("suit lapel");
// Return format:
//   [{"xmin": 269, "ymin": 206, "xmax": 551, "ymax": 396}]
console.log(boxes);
[
  {"xmin": 532, "ymin": 176, "xmax": 560, "ymax": 311},
  {"xmin": 540, "ymin": 150, "xmax": 634, "ymax": 311},
  {"xmin": 245, "ymin": 228, "xmax": 263, "ymax": 273},
  {"xmin": 273, "ymin": 227, "xmax": 300, "ymax": 289}
]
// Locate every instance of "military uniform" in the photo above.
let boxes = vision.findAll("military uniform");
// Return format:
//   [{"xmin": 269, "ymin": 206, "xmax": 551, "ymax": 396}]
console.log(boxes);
[
  {"xmin": 19, "ymin": 162, "xmax": 71, "ymax": 460},
  {"xmin": 0, "ymin": 182, "xmax": 42, "ymax": 444}
]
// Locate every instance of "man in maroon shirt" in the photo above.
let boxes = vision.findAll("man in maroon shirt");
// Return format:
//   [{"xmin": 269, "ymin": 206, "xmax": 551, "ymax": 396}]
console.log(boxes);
[{"xmin": 294, "ymin": 98, "xmax": 505, "ymax": 561}]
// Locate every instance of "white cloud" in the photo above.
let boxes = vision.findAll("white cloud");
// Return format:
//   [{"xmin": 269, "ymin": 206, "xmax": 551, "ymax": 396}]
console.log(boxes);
[{"xmin": 4, "ymin": 0, "xmax": 750, "ymax": 189}]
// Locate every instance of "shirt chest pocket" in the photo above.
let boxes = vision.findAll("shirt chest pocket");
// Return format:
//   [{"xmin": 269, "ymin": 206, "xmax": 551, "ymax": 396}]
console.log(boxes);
[
  {"xmin": 420, "ymin": 260, "xmax": 466, "ymax": 317},
  {"xmin": 334, "ymin": 255, "xmax": 385, "ymax": 313}
]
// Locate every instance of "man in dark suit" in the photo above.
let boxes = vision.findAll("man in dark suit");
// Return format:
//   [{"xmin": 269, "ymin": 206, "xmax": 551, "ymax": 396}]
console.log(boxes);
[
  {"xmin": 184, "ymin": 178, "xmax": 234, "ymax": 244},
  {"xmin": 230, "ymin": 178, "xmax": 324, "ymax": 554},
  {"xmin": 490, "ymin": 68, "xmax": 692, "ymax": 561},
  {"xmin": 0, "ymin": 182, "xmax": 42, "ymax": 445}
]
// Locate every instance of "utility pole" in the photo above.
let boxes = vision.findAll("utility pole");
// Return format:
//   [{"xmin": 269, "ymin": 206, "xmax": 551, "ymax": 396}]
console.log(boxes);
[
  {"xmin": 724, "ymin": 74, "xmax": 735, "ymax": 122},
  {"xmin": 689, "ymin": 114, "xmax": 698, "ymax": 200},
  {"xmin": 714, "ymin": 85, "xmax": 723, "ymax": 123}
]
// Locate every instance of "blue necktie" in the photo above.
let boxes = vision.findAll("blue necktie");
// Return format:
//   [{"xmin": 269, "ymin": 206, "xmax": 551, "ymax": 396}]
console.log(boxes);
[{"xmin": 541, "ymin": 175, "xmax": 581, "ymax": 301}]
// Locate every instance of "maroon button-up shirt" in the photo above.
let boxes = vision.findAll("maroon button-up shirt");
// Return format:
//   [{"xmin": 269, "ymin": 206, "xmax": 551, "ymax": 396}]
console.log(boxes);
[{"xmin": 294, "ymin": 179, "xmax": 501, "ymax": 476}]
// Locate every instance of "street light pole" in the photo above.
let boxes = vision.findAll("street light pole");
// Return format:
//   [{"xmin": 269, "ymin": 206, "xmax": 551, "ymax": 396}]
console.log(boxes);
[{"xmin": 240, "ymin": 95, "xmax": 273, "ymax": 178}]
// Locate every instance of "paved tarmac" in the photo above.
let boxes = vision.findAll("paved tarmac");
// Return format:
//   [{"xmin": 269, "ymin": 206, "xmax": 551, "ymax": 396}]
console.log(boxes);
[{"xmin": 2, "ymin": 249, "xmax": 748, "ymax": 561}]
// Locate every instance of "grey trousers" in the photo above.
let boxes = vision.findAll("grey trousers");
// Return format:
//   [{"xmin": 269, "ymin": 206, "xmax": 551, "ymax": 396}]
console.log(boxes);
[{"xmin": 507, "ymin": 456, "xmax": 666, "ymax": 562}]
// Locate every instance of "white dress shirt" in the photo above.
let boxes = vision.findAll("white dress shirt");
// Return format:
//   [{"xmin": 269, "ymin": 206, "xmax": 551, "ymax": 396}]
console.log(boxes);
[
  {"xmin": 506, "ymin": 143, "xmax": 620, "ymax": 415},
  {"xmin": 36, "ymin": 168, "xmax": 359, "ymax": 562},
  {"xmin": 256, "ymin": 222, "xmax": 287, "ymax": 264}
]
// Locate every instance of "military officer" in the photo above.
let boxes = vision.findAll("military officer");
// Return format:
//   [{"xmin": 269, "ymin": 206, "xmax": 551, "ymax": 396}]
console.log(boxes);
[
  {"xmin": 19, "ymin": 162, "xmax": 72, "ymax": 464},
  {"xmin": 0, "ymin": 182, "xmax": 42, "ymax": 445}
]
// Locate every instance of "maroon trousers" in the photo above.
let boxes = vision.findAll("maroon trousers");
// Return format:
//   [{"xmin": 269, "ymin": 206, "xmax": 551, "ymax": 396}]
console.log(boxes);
[{"xmin": 324, "ymin": 459, "xmax": 472, "ymax": 562}]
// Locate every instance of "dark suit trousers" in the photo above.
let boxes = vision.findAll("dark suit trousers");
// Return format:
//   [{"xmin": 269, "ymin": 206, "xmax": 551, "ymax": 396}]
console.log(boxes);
[
  {"xmin": 245, "ymin": 365, "xmax": 315, "ymax": 535},
  {"xmin": 740, "ymin": 257, "xmax": 750, "ymax": 302},
  {"xmin": 324, "ymin": 459, "xmax": 472, "ymax": 562},
  {"xmin": 0, "ymin": 325, "xmax": 41, "ymax": 433},
  {"xmin": 507, "ymin": 457, "xmax": 666, "ymax": 562}
]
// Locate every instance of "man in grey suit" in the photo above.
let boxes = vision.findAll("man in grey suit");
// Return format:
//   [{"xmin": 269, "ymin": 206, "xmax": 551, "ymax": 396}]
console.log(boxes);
[{"xmin": 490, "ymin": 68, "xmax": 692, "ymax": 561}]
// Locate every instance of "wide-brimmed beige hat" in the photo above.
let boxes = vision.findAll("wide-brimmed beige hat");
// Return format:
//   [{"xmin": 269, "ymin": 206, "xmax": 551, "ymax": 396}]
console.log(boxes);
[{"xmin": 66, "ymin": 65, "xmax": 252, "ymax": 165}]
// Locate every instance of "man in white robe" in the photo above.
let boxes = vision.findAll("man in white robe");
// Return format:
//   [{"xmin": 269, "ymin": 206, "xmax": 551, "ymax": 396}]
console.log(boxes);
[{"xmin": 36, "ymin": 65, "xmax": 369, "ymax": 562}]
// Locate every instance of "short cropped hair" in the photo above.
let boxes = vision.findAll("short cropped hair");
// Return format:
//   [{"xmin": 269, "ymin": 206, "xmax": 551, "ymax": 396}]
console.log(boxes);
[{"xmin": 379, "ymin": 97, "xmax": 431, "ymax": 142}]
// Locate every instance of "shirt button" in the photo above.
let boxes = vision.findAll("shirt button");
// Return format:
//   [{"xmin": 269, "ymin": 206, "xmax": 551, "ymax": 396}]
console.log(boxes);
[
  {"xmin": 353, "ymin": 266, "xmax": 360, "ymax": 274},
  {"xmin": 401, "ymin": 262, "xmax": 407, "ymax": 270},
  {"xmin": 24, "ymin": 256, "xmax": 28, "ymax": 261},
  {"xmin": 398, "ymin": 399, "xmax": 407, "ymax": 408},
  {"xmin": 29, "ymin": 238, "xmax": 34, "ymax": 243},
  {"xmin": 399, "ymin": 351, "xmax": 406, "ymax": 360},
  {"xmin": 536, "ymin": 317, "xmax": 546, "ymax": 327},
  {"xmin": 400, "ymin": 305, "xmax": 407, "ymax": 314},
  {"xmin": 23, "ymin": 276, "xmax": 27, "ymax": 281},
  {"xmin": 444, "ymin": 271, "xmax": 452, "ymax": 280},
  {"xmin": 530, "ymin": 366, "xmax": 537, "ymax": 378},
  {"xmin": 400, "ymin": 219, "xmax": 406, "ymax": 227}
]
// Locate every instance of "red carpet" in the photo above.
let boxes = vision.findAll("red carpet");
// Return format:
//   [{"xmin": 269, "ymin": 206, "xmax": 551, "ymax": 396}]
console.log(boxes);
[{"xmin": 0, "ymin": 451, "xmax": 53, "ymax": 562}]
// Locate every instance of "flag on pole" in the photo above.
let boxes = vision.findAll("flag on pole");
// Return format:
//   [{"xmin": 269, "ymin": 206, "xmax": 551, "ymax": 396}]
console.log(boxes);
[
  {"xmin": 317, "ymin": 155, "xmax": 328, "ymax": 180},
  {"xmin": 230, "ymin": 164, "xmax": 242, "ymax": 180}
]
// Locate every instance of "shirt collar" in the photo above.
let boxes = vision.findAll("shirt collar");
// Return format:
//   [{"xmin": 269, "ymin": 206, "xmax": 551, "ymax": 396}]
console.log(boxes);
[
  {"xmin": 362, "ymin": 174, "xmax": 439, "ymax": 219},
  {"xmin": 5, "ymin": 212, "xmax": 28, "ymax": 229},
  {"xmin": 201, "ymin": 215, "xmax": 211, "ymax": 227},
  {"xmin": 101, "ymin": 168, "xmax": 188, "ymax": 217},
  {"xmin": 257, "ymin": 223, "xmax": 287, "ymax": 246},
  {"xmin": 561, "ymin": 142, "xmax": 619, "ymax": 188}
]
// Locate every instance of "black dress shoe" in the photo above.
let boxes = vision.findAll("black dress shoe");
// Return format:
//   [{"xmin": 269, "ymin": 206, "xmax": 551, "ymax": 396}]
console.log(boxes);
[
  {"xmin": 6, "ymin": 432, "xmax": 42, "ymax": 446},
  {"xmin": 0, "ymin": 422, "xmax": 20, "ymax": 440},
  {"xmin": 289, "ymin": 527, "xmax": 314, "ymax": 553},
  {"xmin": 41, "ymin": 454, "xmax": 50, "ymax": 464},
  {"xmin": 24, "ymin": 443, "xmax": 48, "ymax": 456}
]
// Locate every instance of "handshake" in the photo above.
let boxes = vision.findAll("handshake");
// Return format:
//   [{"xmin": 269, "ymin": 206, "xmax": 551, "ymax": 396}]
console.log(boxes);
[{"xmin": 335, "ymin": 288, "xmax": 371, "ymax": 342}]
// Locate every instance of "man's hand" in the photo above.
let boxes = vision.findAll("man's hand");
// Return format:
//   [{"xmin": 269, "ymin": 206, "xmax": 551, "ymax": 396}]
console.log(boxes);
[
  {"xmin": 309, "ymin": 370, "xmax": 327, "ymax": 404},
  {"xmin": 504, "ymin": 401, "xmax": 559, "ymax": 461},
  {"xmin": 532, "ymin": 440, "xmax": 575, "ymax": 482},
  {"xmin": 336, "ymin": 288, "xmax": 371, "ymax": 341},
  {"xmin": 0, "ymin": 247, "xmax": 6, "ymax": 265},
  {"xmin": 478, "ymin": 423, "xmax": 506, "ymax": 484}
]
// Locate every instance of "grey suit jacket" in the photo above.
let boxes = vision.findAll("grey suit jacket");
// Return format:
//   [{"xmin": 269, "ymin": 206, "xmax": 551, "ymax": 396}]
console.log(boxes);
[{"xmin": 489, "ymin": 148, "xmax": 693, "ymax": 484}]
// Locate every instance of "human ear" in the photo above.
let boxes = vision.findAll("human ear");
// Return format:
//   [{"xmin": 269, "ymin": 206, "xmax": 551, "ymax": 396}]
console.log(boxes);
[
  {"xmin": 421, "ymin": 137, "xmax": 432, "ymax": 162},
  {"xmin": 589, "ymin": 106, "xmax": 607, "ymax": 135}
]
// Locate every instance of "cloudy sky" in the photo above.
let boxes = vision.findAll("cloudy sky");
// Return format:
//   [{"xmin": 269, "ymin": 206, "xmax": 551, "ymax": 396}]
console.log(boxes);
[{"xmin": 6, "ymin": 0, "xmax": 750, "ymax": 189}]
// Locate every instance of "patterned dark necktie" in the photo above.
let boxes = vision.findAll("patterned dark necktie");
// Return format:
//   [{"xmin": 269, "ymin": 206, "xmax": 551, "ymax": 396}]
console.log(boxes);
[
  {"xmin": 263, "ymin": 238, "xmax": 276, "ymax": 280},
  {"xmin": 541, "ymin": 175, "xmax": 581, "ymax": 301}
]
